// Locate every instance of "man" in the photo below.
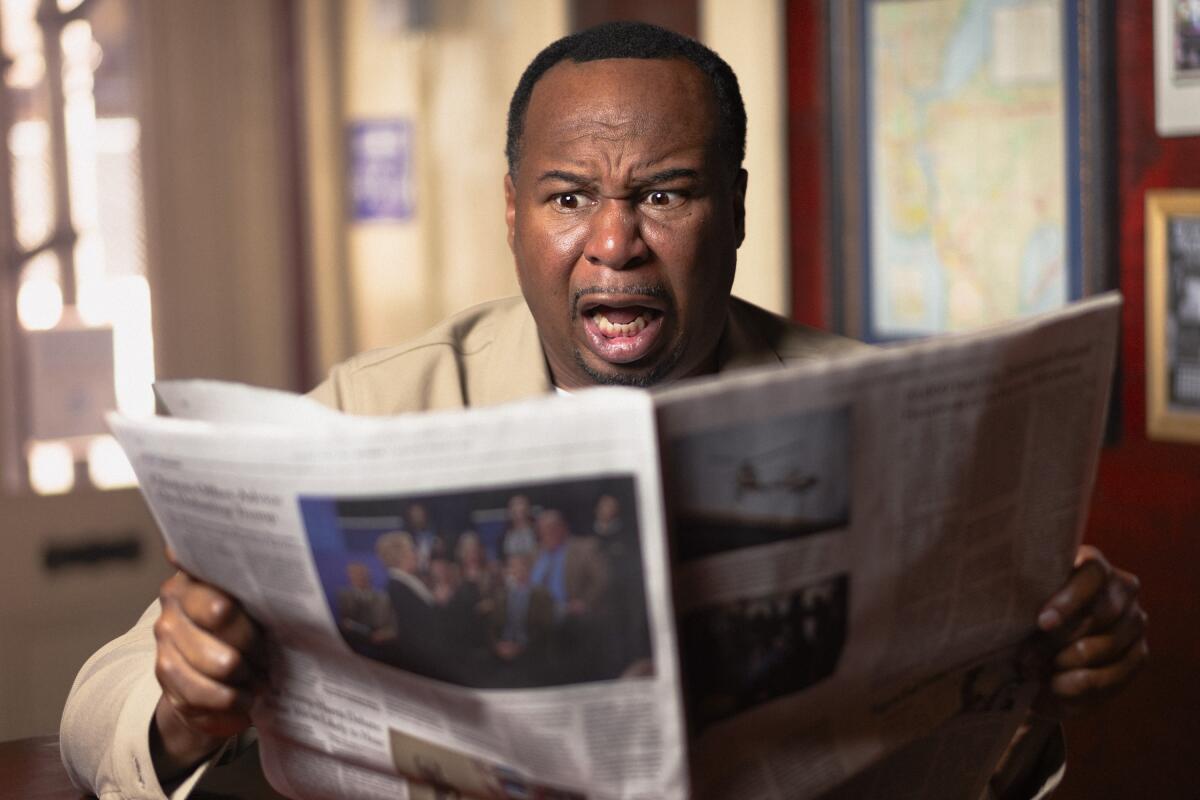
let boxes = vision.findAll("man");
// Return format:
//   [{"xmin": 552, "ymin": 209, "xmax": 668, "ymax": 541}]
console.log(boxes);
[
  {"xmin": 592, "ymin": 494, "xmax": 623, "ymax": 539},
  {"xmin": 589, "ymin": 493, "xmax": 653, "ymax": 676},
  {"xmin": 374, "ymin": 532, "xmax": 442, "ymax": 673},
  {"xmin": 405, "ymin": 503, "xmax": 443, "ymax": 575},
  {"xmin": 530, "ymin": 509, "xmax": 608, "ymax": 619},
  {"xmin": 334, "ymin": 561, "xmax": 394, "ymax": 648},
  {"xmin": 61, "ymin": 21, "xmax": 1146, "ymax": 800},
  {"xmin": 500, "ymin": 494, "xmax": 538, "ymax": 558},
  {"xmin": 489, "ymin": 553, "xmax": 556, "ymax": 680},
  {"xmin": 528, "ymin": 510, "xmax": 610, "ymax": 684}
]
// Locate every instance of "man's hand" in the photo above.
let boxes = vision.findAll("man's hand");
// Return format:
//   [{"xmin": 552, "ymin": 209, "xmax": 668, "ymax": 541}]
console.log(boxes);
[
  {"xmin": 991, "ymin": 547, "xmax": 1147, "ymax": 798},
  {"xmin": 151, "ymin": 561, "xmax": 265, "ymax": 782},
  {"xmin": 1031, "ymin": 545, "xmax": 1148, "ymax": 719}
]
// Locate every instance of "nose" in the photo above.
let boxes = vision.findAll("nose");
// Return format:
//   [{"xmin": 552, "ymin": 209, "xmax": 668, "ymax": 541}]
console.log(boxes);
[{"xmin": 583, "ymin": 199, "xmax": 648, "ymax": 270}]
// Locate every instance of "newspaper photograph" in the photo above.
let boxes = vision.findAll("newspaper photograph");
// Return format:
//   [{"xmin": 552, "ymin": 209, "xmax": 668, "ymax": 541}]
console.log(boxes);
[
  {"xmin": 666, "ymin": 406, "xmax": 851, "ymax": 564},
  {"xmin": 303, "ymin": 476, "xmax": 652, "ymax": 688}
]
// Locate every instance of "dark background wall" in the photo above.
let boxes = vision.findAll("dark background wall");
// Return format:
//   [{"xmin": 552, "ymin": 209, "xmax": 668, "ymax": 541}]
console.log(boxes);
[
  {"xmin": 1058, "ymin": 4, "xmax": 1200, "ymax": 795},
  {"xmin": 570, "ymin": 0, "xmax": 697, "ymax": 37},
  {"xmin": 787, "ymin": 1, "xmax": 1200, "ymax": 795}
]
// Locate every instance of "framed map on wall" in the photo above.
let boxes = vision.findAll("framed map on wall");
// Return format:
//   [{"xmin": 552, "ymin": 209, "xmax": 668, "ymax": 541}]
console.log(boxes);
[{"xmin": 829, "ymin": 0, "xmax": 1116, "ymax": 342}]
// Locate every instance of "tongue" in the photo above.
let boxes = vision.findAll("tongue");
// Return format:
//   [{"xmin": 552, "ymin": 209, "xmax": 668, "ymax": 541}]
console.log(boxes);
[{"xmin": 596, "ymin": 306, "xmax": 646, "ymax": 324}]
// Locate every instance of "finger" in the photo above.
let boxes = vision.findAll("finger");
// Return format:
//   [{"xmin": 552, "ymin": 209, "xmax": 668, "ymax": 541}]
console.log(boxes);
[
  {"xmin": 1074, "ymin": 543, "xmax": 1103, "ymax": 568},
  {"xmin": 1037, "ymin": 550, "xmax": 1111, "ymax": 633},
  {"xmin": 1088, "ymin": 567, "xmax": 1140, "ymax": 631},
  {"xmin": 155, "ymin": 636, "xmax": 254, "ymax": 722},
  {"xmin": 178, "ymin": 580, "xmax": 245, "ymax": 634},
  {"xmin": 1054, "ymin": 566, "xmax": 1141, "ymax": 653},
  {"xmin": 165, "ymin": 575, "xmax": 264, "ymax": 665},
  {"xmin": 1049, "ymin": 638, "xmax": 1149, "ymax": 705},
  {"xmin": 159, "ymin": 569, "xmax": 191, "ymax": 603},
  {"xmin": 1054, "ymin": 604, "xmax": 1147, "ymax": 670},
  {"xmin": 164, "ymin": 545, "xmax": 181, "ymax": 570},
  {"xmin": 158, "ymin": 575, "xmax": 266, "ymax": 679},
  {"xmin": 155, "ymin": 601, "xmax": 256, "ymax": 686}
]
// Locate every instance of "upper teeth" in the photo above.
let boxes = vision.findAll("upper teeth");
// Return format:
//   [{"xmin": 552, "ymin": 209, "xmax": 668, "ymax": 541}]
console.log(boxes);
[{"xmin": 594, "ymin": 311, "xmax": 648, "ymax": 337}]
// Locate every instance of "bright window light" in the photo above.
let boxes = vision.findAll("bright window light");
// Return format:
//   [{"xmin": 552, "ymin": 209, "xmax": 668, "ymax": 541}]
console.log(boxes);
[
  {"xmin": 9, "ymin": 119, "xmax": 53, "ymax": 249},
  {"xmin": 28, "ymin": 440, "xmax": 74, "ymax": 495},
  {"xmin": 87, "ymin": 435, "xmax": 136, "ymax": 489},
  {"xmin": 112, "ymin": 276, "xmax": 154, "ymax": 417},
  {"xmin": 17, "ymin": 274, "xmax": 63, "ymax": 330},
  {"xmin": 4, "ymin": 0, "xmax": 151, "ymax": 493}
]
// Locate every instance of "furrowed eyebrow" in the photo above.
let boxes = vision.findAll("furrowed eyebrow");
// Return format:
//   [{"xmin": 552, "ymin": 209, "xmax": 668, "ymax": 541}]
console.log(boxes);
[
  {"xmin": 633, "ymin": 168, "xmax": 700, "ymax": 186},
  {"xmin": 536, "ymin": 170, "xmax": 592, "ymax": 186},
  {"xmin": 536, "ymin": 168, "xmax": 701, "ymax": 187}
]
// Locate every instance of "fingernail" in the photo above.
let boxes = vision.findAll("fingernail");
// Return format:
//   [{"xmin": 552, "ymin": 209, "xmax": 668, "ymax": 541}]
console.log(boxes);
[{"xmin": 1038, "ymin": 609, "xmax": 1061, "ymax": 630}]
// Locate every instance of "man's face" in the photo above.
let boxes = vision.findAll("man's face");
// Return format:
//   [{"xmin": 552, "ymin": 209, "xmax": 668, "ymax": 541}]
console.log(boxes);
[
  {"xmin": 347, "ymin": 562, "xmax": 371, "ymax": 590},
  {"xmin": 505, "ymin": 58, "xmax": 746, "ymax": 389},
  {"xmin": 408, "ymin": 504, "xmax": 428, "ymax": 530},
  {"xmin": 595, "ymin": 494, "xmax": 619, "ymax": 522},
  {"xmin": 508, "ymin": 494, "xmax": 531, "ymax": 523},
  {"xmin": 536, "ymin": 511, "xmax": 568, "ymax": 550}
]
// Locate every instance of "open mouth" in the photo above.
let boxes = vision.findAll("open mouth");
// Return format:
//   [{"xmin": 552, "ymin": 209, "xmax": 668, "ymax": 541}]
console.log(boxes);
[
  {"xmin": 580, "ymin": 302, "xmax": 667, "ymax": 365},
  {"xmin": 592, "ymin": 305, "xmax": 659, "ymax": 336}
]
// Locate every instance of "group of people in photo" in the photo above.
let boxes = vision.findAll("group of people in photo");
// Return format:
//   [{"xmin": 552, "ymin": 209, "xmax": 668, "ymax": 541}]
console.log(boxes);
[
  {"xmin": 331, "ymin": 491, "xmax": 652, "ymax": 688},
  {"xmin": 681, "ymin": 574, "xmax": 849, "ymax": 731}
]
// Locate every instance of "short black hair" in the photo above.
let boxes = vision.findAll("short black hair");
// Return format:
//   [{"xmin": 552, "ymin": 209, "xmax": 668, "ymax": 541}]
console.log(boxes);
[{"xmin": 505, "ymin": 21, "xmax": 746, "ymax": 177}]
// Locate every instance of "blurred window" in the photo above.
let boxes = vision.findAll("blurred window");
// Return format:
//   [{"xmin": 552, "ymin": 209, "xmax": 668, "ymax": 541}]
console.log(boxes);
[{"xmin": 2, "ymin": 0, "xmax": 150, "ymax": 493}]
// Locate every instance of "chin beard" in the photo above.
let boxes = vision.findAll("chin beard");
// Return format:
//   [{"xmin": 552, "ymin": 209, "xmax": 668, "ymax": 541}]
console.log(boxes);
[{"xmin": 573, "ymin": 341, "xmax": 687, "ymax": 388}]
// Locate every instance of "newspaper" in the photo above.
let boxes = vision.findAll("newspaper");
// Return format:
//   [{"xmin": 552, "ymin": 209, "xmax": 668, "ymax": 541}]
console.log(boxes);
[{"xmin": 109, "ymin": 293, "xmax": 1120, "ymax": 800}]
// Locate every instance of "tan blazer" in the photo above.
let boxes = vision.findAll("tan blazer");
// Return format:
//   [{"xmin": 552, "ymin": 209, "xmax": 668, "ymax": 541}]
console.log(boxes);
[
  {"xmin": 59, "ymin": 296, "xmax": 866, "ymax": 799},
  {"xmin": 304, "ymin": 295, "xmax": 866, "ymax": 415}
]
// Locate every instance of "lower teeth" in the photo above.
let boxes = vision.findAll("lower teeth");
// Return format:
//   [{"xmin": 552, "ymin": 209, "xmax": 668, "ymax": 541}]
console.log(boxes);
[{"xmin": 595, "ymin": 313, "xmax": 648, "ymax": 337}]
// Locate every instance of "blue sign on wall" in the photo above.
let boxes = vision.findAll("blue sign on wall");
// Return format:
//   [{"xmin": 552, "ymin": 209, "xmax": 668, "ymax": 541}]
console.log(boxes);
[{"xmin": 348, "ymin": 119, "xmax": 415, "ymax": 222}]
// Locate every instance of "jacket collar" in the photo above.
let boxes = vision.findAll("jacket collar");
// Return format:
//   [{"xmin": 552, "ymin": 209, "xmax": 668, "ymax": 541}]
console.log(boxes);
[
  {"xmin": 473, "ymin": 297, "xmax": 781, "ymax": 404},
  {"xmin": 473, "ymin": 298, "xmax": 555, "ymax": 407}
]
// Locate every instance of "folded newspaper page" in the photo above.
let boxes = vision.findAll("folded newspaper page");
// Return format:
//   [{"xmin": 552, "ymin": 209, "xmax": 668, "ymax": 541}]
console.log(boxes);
[{"xmin": 110, "ymin": 293, "xmax": 1120, "ymax": 800}]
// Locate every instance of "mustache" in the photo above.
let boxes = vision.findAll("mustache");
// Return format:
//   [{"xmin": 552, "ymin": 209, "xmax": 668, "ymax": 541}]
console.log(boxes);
[{"xmin": 571, "ymin": 284, "xmax": 673, "ymax": 320}]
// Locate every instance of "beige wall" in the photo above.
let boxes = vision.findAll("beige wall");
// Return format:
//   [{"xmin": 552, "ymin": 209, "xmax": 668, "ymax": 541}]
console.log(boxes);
[
  {"xmin": 142, "ymin": 1, "xmax": 302, "ymax": 390},
  {"xmin": 306, "ymin": 0, "xmax": 568, "ymax": 367},
  {"xmin": 701, "ymin": 0, "xmax": 790, "ymax": 316}
]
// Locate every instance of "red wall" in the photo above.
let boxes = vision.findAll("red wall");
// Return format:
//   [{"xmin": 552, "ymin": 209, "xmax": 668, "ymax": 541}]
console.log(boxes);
[
  {"xmin": 1058, "ymin": 4, "xmax": 1200, "ymax": 795},
  {"xmin": 786, "ymin": 2, "xmax": 1200, "ymax": 794},
  {"xmin": 786, "ymin": 0, "xmax": 832, "ymax": 329}
]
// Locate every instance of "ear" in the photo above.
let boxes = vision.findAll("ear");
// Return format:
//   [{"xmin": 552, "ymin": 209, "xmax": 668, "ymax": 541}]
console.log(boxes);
[
  {"xmin": 733, "ymin": 168, "xmax": 748, "ymax": 248},
  {"xmin": 504, "ymin": 172, "xmax": 517, "ymax": 254}
]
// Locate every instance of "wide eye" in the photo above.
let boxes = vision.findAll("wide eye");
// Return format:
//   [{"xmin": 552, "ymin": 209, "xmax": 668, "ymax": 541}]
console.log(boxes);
[
  {"xmin": 553, "ymin": 193, "xmax": 584, "ymax": 210},
  {"xmin": 644, "ymin": 190, "xmax": 683, "ymax": 209}
]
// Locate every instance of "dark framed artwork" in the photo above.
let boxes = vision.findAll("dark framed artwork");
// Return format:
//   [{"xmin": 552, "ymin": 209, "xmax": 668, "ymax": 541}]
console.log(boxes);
[
  {"xmin": 1145, "ymin": 190, "xmax": 1200, "ymax": 443},
  {"xmin": 828, "ymin": 0, "xmax": 1117, "ymax": 342},
  {"xmin": 1154, "ymin": 0, "xmax": 1200, "ymax": 136}
]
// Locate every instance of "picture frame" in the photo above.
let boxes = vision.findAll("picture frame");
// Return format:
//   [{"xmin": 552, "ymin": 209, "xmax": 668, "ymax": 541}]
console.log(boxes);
[
  {"xmin": 827, "ymin": 0, "xmax": 1117, "ymax": 342},
  {"xmin": 1154, "ymin": 0, "xmax": 1200, "ymax": 136},
  {"xmin": 1145, "ymin": 190, "xmax": 1200, "ymax": 443}
]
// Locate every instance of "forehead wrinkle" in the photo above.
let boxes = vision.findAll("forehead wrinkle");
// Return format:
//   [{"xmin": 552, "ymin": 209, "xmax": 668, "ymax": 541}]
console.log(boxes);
[
  {"xmin": 557, "ymin": 113, "xmax": 646, "ymax": 146},
  {"xmin": 545, "ymin": 129, "xmax": 706, "ymax": 187}
]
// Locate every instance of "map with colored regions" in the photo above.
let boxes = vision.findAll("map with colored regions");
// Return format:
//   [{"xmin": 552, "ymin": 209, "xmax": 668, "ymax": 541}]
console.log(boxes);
[{"xmin": 867, "ymin": 0, "xmax": 1069, "ymax": 338}]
